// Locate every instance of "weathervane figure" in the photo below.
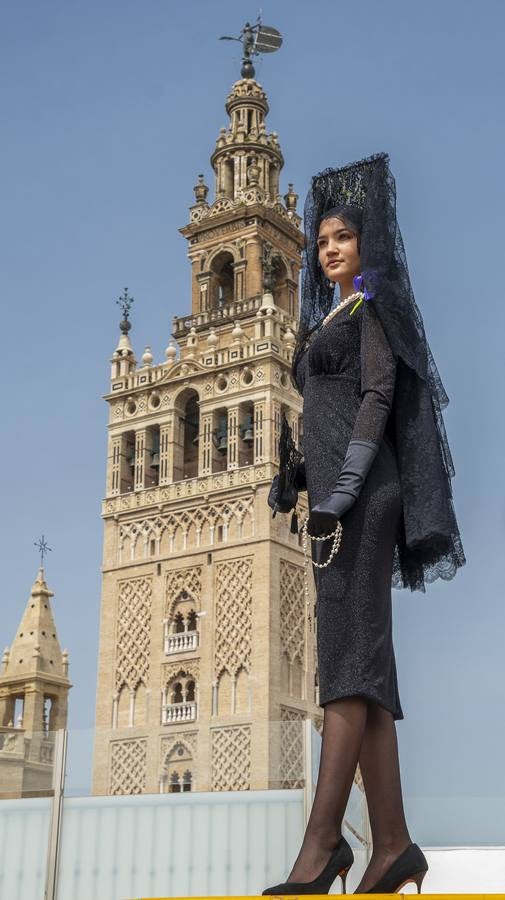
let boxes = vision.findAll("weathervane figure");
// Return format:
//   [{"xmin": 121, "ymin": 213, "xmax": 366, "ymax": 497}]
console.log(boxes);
[
  {"xmin": 34, "ymin": 534, "xmax": 52, "ymax": 568},
  {"xmin": 219, "ymin": 16, "xmax": 282, "ymax": 78}
]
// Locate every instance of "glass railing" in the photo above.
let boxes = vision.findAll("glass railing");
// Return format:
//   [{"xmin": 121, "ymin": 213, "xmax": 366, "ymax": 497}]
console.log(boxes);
[{"xmin": 1, "ymin": 719, "xmax": 504, "ymax": 899}]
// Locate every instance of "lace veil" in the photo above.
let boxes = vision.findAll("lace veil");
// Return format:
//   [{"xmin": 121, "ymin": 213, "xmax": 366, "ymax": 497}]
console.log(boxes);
[{"xmin": 289, "ymin": 152, "xmax": 466, "ymax": 591}]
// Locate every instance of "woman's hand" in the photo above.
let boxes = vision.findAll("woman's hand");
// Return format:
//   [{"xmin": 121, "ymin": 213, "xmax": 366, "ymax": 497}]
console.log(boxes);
[
  {"xmin": 308, "ymin": 440, "xmax": 379, "ymax": 535},
  {"xmin": 308, "ymin": 491, "xmax": 354, "ymax": 536}
]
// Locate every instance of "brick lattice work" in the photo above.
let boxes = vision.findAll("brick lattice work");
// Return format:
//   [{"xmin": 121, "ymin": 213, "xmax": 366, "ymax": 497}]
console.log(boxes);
[
  {"xmin": 110, "ymin": 738, "xmax": 147, "ymax": 795},
  {"xmin": 211, "ymin": 725, "xmax": 251, "ymax": 790},
  {"xmin": 214, "ymin": 557, "xmax": 253, "ymax": 678},
  {"xmin": 115, "ymin": 576, "xmax": 152, "ymax": 690}
]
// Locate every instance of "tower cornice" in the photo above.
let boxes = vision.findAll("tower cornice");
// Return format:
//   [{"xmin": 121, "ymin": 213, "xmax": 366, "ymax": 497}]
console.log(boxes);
[{"xmin": 180, "ymin": 202, "xmax": 303, "ymax": 244}]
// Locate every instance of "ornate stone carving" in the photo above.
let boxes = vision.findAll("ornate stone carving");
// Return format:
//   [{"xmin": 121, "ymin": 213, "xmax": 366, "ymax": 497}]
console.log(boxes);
[
  {"xmin": 115, "ymin": 577, "xmax": 152, "ymax": 690},
  {"xmin": 280, "ymin": 706, "xmax": 305, "ymax": 789},
  {"xmin": 160, "ymin": 731, "xmax": 198, "ymax": 762},
  {"xmin": 214, "ymin": 557, "xmax": 253, "ymax": 679},
  {"xmin": 280, "ymin": 560, "xmax": 305, "ymax": 665},
  {"xmin": 118, "ymin": 497, "xmax": 254, "ymax": 562},
  {"xmin": 165, "ymin": 565, "xmax": 202, "ymax": 619},
  {"xmin": 110, "ymin": 738, "xmax": 147, "ymax": 795},
  {"xmin": 163, "ymin": 661, "xmax": 200, "ymax": 684},
  {"xmin": 211, "ymin": 725, "xmax": 251, "ymax": 790}
]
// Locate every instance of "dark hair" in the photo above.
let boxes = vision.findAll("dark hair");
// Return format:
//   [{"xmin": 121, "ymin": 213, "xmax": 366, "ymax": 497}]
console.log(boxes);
[{"xmin": 318, "ymin": 203, "xmax": 363, "ymax": 253}]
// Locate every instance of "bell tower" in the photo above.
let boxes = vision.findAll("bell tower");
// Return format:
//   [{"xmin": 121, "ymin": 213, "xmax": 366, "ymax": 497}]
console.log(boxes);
[
  {"xmin": 0, "ymin": 567, "xmax": 70, "ymax": 797},
  {"xmin": 92, "ymin": 71, "xmax": 321, "ymax": 798},
  {"xmin": 185, "ymin": 77, "xmax": 300, "ymax": 322}
]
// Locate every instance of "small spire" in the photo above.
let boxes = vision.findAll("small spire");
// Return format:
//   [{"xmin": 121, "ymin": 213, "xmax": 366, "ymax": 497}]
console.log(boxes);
[
  {"xmin": 116, "ymin": 287, "xmax": 134, "ymax": 336},
  {"xmin": 284, "ymin": 183, "xmax": 298, "ymax": 215},
  {"xmin": 112, "ymin": 288, "xmax": 136, "ymax": 369},
  {"xmin": 193, "ymin": 174, "xmax": 209, "ymax": 205}
]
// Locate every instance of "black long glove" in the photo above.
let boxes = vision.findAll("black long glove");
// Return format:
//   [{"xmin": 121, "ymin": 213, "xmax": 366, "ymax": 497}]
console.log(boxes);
[{"xmin": 308, "ymin": 439, "xmax": 378, "ymax": 535}]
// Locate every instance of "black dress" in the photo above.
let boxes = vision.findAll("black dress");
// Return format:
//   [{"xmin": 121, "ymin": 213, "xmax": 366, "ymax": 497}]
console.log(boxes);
[{"xmin": 296, "ymin": 298, "xmax": 404, "ymax": 720}]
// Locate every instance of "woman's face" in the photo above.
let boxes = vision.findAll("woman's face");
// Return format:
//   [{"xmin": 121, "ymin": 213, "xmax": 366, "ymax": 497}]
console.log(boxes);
[{"xmin": 317, "ymin": 216, "xmax": 361, "ymax": 284}]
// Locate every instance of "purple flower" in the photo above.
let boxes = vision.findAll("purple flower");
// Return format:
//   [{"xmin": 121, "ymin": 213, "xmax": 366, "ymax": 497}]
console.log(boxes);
[{"xmin": 353, "ymin": 272, "xmax": 376, "ymax": 300}]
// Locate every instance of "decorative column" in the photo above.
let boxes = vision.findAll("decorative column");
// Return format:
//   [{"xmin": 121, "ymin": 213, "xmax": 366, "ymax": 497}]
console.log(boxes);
[
  {"xmin": 158, "ymin": 422, "xmax": 172, "ymax": 486},
  {"xmin": 233, "ymin": 260, "xmax": 247, "ymax": 301},
  {"xmin": 108, "ymin": 435, "xmax": 122, "ymax": 496},
  {"xmin": 199, "ymin": 412, "xmax": 214, "ymax": 476},
  {"xmin": 253, "ymin": 399, "xmax": 266, "ymax": 464},
  {"xmin": 134, "ymin": 429, "xmax": 149, "ymax": 491},
  {"xmin": 227, "ymin": 406, "xmax": 240, "ymax": 470},
  {"xmin": 197, "ymin": 272, "xmax": 212, "ymax": 313}
]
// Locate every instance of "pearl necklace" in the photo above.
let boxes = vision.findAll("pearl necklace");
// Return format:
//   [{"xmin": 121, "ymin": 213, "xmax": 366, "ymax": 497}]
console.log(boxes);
[
  {"xmin": 300, "ymin": 513, "xmax": 344, "ymax": 628},
  {"xmin": 322, "ymin": 290, "xmax": 364, "ymax": 327}
]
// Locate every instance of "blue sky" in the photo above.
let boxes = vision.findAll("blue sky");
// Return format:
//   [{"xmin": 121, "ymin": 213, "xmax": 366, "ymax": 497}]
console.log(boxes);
[{"xmin": 2, "ymin": 0, "xmax": 504, "ymax": 839}]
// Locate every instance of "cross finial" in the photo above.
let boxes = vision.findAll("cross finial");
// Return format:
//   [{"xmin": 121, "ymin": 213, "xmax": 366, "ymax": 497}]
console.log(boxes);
[{"xmin": 34, "ymin": 535, "xmax": 52, "ymax": 568}]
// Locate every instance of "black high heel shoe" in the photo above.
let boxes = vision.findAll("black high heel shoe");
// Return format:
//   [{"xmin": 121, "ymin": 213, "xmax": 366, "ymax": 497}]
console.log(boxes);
[
  {"xmin": 262, "ymin": 834, "xmax": 354, "ymax": 895},
  {"xmin": 358, "ymin": 842, "xmax": 428, "ymax": 894}
]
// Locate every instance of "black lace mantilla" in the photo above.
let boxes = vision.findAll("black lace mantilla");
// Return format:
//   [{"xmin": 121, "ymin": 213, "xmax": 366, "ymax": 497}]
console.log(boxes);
[{"xmin": 288, "ymin": 152, "xmax": 466, "ymax": 592}]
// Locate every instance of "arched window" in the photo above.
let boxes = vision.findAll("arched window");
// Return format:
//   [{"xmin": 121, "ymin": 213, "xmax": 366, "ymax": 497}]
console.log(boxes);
[
  {"xmin": 171, "ymin": 682, "xmax": 184, "ymax": 704},
  {"xmin": 169, "ymin": 772, "xmax": 181, "ymax": 793},
  {"xmin": 209, "ymin": 251, "xmax": 235, "ymax": 307},
  {"xmin": 182, "ymin": 770, "xmax": 192, "ymax": 792},
  {"xmin": 173, "ymin": 389, "xmax": 200, "ymax": 482}
]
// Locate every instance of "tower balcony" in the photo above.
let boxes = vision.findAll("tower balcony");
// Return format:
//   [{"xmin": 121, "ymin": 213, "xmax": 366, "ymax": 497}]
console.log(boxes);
[
  {"xmin": 102, "ymin": 461, "xmax": 276, "ymax": 517},
  {"xmin": 161, "ymin": 702, "xmax": 197, "ymax": 724},
  {"xmin": 164, "ymin": 630, "xmax": 199, "ymax": 655},
  {"xmin": 172, "ymin": 295, "xmax": 263, "ymax": 338}
]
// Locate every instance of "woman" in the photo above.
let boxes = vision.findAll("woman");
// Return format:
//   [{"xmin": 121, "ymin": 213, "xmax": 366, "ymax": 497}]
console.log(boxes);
[{"xmin": 264, "ymin": 152, "xmax": 465, "ymax": 895}]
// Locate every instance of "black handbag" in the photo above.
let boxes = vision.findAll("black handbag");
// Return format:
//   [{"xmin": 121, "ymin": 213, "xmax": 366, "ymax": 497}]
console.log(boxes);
[{"xmin": 267, "ymin": 414, "xmax": 303, "ymax": 532}]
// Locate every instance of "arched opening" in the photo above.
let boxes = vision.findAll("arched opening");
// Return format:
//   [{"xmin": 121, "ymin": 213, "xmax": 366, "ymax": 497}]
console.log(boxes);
[
  {"xmin": 222, "ymin": 159, "xmax": 234, "ymax": 199},
  {"xmin": 43, "ymin": 696, "xmax": 54, "ymax": 734},
  {"xmin": 169, "ymin": 772, "xmax": 181, "ymax": 793},
  {"xmin": 163, "ymin": 671, "xmax": 198, "ymax": 723},
  {"xmin": 269, "ymin": 164, "xmax": 279, "ymax": 199},
  {"xmin": 182, "ymin": 770, "xmax": 192, "ymax": 792},
  {"xmin": 11, "ymin": 694, "xmax": 25, "ymax": 728},
  {"xmin": 209, "ymin": 251, "xmax": 235, "ymax": 308},
  {"xmin": 122, "ymin": 430, "xmax": 135, "ymax": 493},
  {"xmin": 272, "ymin": 257, "xmax": 290, "ymax": 313},
  {"xmin": 211, "ymin": 407, "xmax": 229, "ymax": 473},
  {"xmin": 162, "ymin": 742, "xmax": 194, "ymax": 794},
  {"xmin": 237, "ymin": 401, "xmax": 254, "ymax": 468},
  {"xmin": 145, "ymin": 424, "xmax": 160, "ymax": 487},
  {"xmin": 171, "ymin": 682, "xmax": 184, "ymax": 704},
  {"xmin": 164, "ymin": 592, "xmax": 200, "ymax": 655},
  {"xmin": 173, "ymin": 389, "xmax": 200, "ymax": 482}
]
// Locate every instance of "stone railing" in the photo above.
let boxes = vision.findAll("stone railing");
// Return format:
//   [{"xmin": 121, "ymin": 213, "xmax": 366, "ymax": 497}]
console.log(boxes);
[
  {"xmin": 162, "ymin": 702, "xmax": 197, "ymax": 724},
  {"xmin": 172, "ymin": 296, "xmax": 263, "ymax": 336},
  {"xmin": 165, "ymin": 631, "xmax": 199, "ymax": 655},
  {"xmin": 103, "ymin": 462, "xmax": 272, "ymax": 517}
]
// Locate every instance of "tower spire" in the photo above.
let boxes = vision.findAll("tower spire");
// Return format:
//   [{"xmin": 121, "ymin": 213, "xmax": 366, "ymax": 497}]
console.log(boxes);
[{"xmin": 0, "ymin": 567, "xmax": 71, "ymax": 795}]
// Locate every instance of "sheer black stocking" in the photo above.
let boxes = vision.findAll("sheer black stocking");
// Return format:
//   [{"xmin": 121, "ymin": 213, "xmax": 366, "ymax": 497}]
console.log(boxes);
[
  {"xmin": 353, "ymin": 701, "xmax": 412, "ymax": 892},
  {"xmin": 286, "ymin": 696, "xmax": 368, "ymax": 883},
  {"xmin": 285, "ymin": 698, "xmax": 412, "ymax": 891}
]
